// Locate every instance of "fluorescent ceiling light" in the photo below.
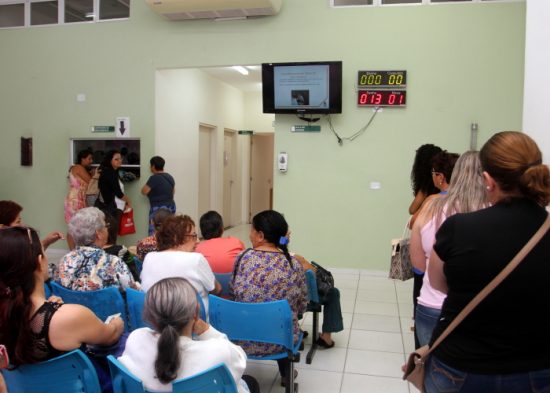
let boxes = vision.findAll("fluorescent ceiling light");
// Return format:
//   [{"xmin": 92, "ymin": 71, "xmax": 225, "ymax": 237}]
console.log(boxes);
[
  {"xmin": 232, "ymin": 66, "xmax": 249, "ymax": 76},
  {"xmin": 85, "ymin": 12, "xmax": 95, "ymax": 18}
]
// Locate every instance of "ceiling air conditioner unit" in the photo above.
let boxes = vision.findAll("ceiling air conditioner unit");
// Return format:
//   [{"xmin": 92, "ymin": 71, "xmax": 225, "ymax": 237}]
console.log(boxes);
[{"xmin": 146, "ymin": 0, "xmax": 282, "ymax": 21}]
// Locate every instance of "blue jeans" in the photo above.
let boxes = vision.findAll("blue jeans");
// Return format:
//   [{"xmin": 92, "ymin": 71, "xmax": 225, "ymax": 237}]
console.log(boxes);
[
  {"xmin": 425, "ymin": 355, "xmax": 550, "ymax": 393},
  {"xmin": 415, "ymin": 304, "xmax": 440, "ymax": 347}
]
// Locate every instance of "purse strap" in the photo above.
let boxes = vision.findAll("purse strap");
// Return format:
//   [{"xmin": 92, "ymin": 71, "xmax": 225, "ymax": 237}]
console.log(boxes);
[{"xmin": 425, "ymin": 213, "xmax": 550, "ymax": 357}]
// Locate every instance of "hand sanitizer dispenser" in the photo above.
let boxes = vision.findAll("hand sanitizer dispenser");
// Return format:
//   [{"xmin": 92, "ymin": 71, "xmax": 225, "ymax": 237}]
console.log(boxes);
[{"xmin": 278, "ymin": 152, "xmax": 288, "ymax": 172}]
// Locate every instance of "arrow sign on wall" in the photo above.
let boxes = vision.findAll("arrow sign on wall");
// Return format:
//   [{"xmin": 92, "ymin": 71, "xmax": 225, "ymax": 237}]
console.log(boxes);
[{"xmin": 116, "ymin": 117, "xmax": 130, "ymax": 138}]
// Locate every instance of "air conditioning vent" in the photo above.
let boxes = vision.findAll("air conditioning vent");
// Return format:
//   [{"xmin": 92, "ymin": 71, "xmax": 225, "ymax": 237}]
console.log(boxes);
[{"xmin": 147, "ymin": 0, "xmax": 282, "ymax": 21}]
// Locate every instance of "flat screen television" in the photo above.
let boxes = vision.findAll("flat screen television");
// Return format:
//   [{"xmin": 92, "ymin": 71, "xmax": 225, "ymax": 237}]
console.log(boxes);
[{"xmin": 262, "ymin": 61, "xmax": 342, "ymax": 114}]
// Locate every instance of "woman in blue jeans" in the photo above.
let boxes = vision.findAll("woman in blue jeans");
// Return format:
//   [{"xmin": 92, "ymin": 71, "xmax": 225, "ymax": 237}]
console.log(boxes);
[
  {"xmin": 410, "ymin": 151, "xmax": 487, "ymax": 347},
  {"xmin": 426, "ymin": 132, "xmax": 550, "ymax": 393}
]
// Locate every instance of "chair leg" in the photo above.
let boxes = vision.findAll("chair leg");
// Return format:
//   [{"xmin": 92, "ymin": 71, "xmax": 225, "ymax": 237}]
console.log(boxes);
[
  {"xmin": 285, "ymin": 359, "xmax": 298, "ymax": 393},
  {"xmin": 306, "ymin": 309, "xmax": 319, "ymax": 364}
]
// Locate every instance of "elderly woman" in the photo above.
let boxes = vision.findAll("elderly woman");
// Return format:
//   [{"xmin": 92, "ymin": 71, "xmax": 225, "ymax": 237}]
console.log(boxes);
[
  {"xmin": 119, "ymin": 277, "xmax": 256, "ymax": 393},
  {"xmin": 140, "ymin": 215, "xmax": 221, "ymax": 310},
  {"xmin": 425, "ymin": 132, "xmax": 550, "ymax": 393},
  {"xmin": 231, "ymin": 210, "xmax": 307, "ymax": 387},
  {"xmin": 0, "ymin": 227, "xmax": 124, "ymax": 378},
  {"xmin": 57, "ymin": 207, "xmax": 137, "ymax": 291}
]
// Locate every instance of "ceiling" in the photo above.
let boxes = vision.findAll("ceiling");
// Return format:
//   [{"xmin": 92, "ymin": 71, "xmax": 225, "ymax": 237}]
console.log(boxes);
[{"xmin": 200, "ymin": 65, "xmax": 262, "ymax": 93}]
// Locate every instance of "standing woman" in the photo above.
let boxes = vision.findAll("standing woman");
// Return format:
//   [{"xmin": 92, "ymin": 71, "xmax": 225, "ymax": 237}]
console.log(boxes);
[
  {"xmin": 141, "ymin": 156, "xmax": 176, "ymax": 236},
  {"xmin": 410, "ymin": 151, "xmax": 488, "ymax": 347},
  {"xmin": 96, "ymin": 150, "xmax": 131, "ymax": 233},
  {"xmin": 409, "ymin": 144, "xmax": 443, "ymax": 215},
  {"xmin": 426, "ymin": 132, "xmax": 550, "ymax": 393},
  {"xmin": 65, "ymin": 149, "xmax": 94, "ymax": 249}
]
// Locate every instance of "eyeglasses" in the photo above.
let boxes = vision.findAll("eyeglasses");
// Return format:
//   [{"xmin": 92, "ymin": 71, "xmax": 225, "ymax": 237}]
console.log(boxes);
[
  {"xmin": 184, "ymin": 233, "xmax": 198, "ymax": 239},
  {"xmin": 431, "ymin": 169, "xmax": 441, "ymax": 176}
]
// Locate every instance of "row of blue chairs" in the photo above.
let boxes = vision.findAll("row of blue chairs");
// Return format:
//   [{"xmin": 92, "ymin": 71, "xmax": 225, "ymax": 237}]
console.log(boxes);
[
  {"xmin": 7, "ymin": 271, "xmax": 321, "ymax": 393},
  {"xmin": 45, "ymin": 281, "xmax": 206, "ymax": 331},
  {"xmin": 2, "ymin": 295, "xmax": 303, "ymax": 393}
]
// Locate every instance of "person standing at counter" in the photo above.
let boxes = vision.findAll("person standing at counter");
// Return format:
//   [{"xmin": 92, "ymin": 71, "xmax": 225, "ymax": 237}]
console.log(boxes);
[
  {"xmin": 96, "ymin": 150, "xmax": 131, "ymax": 234},
  {"xmin": 141, "ymin": 156, "xmax": 176, "ymax": 235}
]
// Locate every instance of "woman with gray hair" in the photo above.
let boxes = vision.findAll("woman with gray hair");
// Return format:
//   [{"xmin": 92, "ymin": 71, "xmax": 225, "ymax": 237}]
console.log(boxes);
[
  {"xmin": 118, "ymin": 277, "xmax": 256, "ymax": 393},
  {"xmin": 57, "ymin": 207, "xmax": 138, "ymax": 291}
]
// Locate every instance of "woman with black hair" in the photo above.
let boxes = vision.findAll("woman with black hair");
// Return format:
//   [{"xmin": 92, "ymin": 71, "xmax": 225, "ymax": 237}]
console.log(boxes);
[
  {"xmin": 96, "ymin": 150, "xmax": 131, "ymax": 233},
  {"xmin": 409, "ymin": 144, "xmax": 443, "ymax": 215},
  {"xmin": 231, "ymin": 210, "xmax": 307, "ymax": 387}
]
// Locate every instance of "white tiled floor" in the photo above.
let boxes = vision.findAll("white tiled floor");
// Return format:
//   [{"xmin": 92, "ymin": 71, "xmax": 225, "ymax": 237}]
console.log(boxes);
[{"xmin": 223, "ymin": 224, "xmax": 417, "ymax": 393}]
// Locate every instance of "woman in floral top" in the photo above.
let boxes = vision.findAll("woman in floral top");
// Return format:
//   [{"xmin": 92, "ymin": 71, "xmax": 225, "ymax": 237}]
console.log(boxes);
[
  {"xmin": 231, "ymin": 210, "xmax": 307, "ymax": 386},
  {"xmin": 58, "ymin": 207, "xmax": 137, "ymax": 291}
]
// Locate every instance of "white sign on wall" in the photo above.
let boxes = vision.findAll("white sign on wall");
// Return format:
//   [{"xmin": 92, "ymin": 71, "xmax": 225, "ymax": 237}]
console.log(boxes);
[{"xmin": 115, "ymin": 117, "xmax": 130, "ymax": 138}]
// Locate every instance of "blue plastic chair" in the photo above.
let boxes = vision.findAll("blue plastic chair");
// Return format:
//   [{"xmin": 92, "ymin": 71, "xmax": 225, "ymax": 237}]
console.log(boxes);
[
  {"xmin": 214, "ymin": 272, "xmax": 232, "ymax": 298},
  {"xmin": 208, "ymin": 295, "xmax": 302, "ymax": 393},
  {"xmin": 50, "ymin": 281, "xmax": 129, "ymax": 330},
  {"xmin": 1, "ymin": 349, "xmax": 101, "ymax": 393},
  {"xmin": 126, "ymin": 287, "xmax": 148, "ymax": 331},
  {"xmin": 107, "ymin": 355, "xmax": 238, "ymax": 393},
  {"xmin": 127, "ymin": 288, "xmax": 206, "ymax": 330},
  {"xmin": 304, "ymin": 269, "xmax": 322, "ymax": 364}
]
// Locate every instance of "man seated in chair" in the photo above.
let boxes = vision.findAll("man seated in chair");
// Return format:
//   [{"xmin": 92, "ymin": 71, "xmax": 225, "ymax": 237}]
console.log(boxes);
[{"xmin": 195, "ymin": 211, "xmax": 245, "ymax": 274}]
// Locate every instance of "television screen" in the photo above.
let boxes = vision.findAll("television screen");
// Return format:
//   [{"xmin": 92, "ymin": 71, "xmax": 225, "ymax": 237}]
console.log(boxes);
[{"xmin": 262, "ymin": 61, "xmax": 342, "ymax": 114}]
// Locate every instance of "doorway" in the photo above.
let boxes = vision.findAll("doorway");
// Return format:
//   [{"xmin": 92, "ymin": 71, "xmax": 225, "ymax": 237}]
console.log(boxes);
[
  {"xmin": 198, "ymin": 124, "xmax": 215, "ymax": 219},
  {"xmin": 223, "ymin": 129, "xmax": 237, "ymax": 227},
  {"xmin": 249, "ymin": 133, "xmax": 274, "ymax": 221}
]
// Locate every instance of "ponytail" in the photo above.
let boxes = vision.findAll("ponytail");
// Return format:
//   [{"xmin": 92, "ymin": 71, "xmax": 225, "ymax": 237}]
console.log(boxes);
[{"xmin": 155, "ymin": 325, "xmax": 181, "ymax": 384}]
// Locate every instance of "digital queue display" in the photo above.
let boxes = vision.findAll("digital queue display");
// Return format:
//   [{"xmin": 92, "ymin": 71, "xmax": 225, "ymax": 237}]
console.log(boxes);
[
  {"xmin": 357, "ymin": 90, "xmax": 406, "ymax": 107},
  {"xmin": 357, "ymin": 70, "xmax": 406, "ymax": 88}
]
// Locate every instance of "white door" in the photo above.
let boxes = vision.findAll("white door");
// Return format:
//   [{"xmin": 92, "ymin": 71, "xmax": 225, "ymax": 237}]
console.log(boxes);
[
  {"xmin": 250, "ymin": 133, "xmax": 274, "ymax": 220},
  {"xmin": 198, "ymin": 124, "xmax": 215, "ymax": 220},
  {"xmin": 223, "ymin": 130, "xmax": 236, "ymax": 227}
]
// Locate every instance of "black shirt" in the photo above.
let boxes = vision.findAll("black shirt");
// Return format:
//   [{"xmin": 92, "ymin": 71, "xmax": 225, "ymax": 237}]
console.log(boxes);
[
  {"xmin": 98, "ymin": 166, "xmax": 124, "ymax": 205},
  {"xmin": 432, "ymin": 197, "xmax": 550, "ymax": 374}
]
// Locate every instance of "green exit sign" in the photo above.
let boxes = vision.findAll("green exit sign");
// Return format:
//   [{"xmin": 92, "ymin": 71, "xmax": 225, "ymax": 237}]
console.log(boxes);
[
  {"xmin": 238, "ymin": 130, "xmax": 254, "ymax": 135},
  {"xmin": 291, "ymin": 125, "xmax": 321, "ymax": 132}
]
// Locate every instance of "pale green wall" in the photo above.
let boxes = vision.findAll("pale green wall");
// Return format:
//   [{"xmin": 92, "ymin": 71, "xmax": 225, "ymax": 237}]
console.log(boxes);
[{"xmin": 0, "ymin": 1, "xmax": 525, "ymax": 268}]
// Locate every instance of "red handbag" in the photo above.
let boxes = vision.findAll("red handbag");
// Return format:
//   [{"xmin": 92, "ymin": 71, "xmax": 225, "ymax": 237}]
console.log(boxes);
[{"xmin": 118, "ymin": 209, "xmax": 136, "ymax": 236}]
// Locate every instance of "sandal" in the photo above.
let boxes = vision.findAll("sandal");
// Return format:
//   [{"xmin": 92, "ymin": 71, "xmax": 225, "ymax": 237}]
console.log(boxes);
[
  {"xmin": 301, "ymin": 329, "xmax": 309, "ymax": 339},
  {"xmin": 316, "ymin": 336, "xmax": 335, "ymax": 349}
]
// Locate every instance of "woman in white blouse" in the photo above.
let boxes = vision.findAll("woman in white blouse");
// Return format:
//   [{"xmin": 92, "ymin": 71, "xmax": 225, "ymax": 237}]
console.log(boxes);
[{"xmin": 119, "ymin": 277, "xmax": 256, "ymax": 393}]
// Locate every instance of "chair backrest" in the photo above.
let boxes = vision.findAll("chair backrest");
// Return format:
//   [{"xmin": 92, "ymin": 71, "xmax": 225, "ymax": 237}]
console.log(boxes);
[
  {"xmin": 2, "ymin": 350, "xmax": 101, "ymax": 393},
  {"xmin": 50, "ymin": 281, "xmax": 128, "ymax": 330},
  {"xmin": 196, "ymin": 293, "xmax": 207, "ymax": 321},
  {"xmin": 107, "ymin": 356, "xmax": 238, "ymax": 393},
  {"xmin": 305, "ymin": 269, "xmax": 319, "ymax": 303},
  {"xmin": 125, "ymin": 288, "xmax": 148, "ymax": 331},
  {"xmin": 214, "ymin": 273, "xmax": 232, "ymax": 297},
  {"xmin": 208, "ymin": 295, "xmax": 294, "ymax": 351}
]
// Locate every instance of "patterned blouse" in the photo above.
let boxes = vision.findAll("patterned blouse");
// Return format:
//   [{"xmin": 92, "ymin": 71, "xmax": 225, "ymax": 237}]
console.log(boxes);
[
  {"xmin": 136, "ymin": 235, "xmax": 157, "ymax": 262},
  {"xmin": 231, "ymin": 249, "xmax": 307, "ymax": 356},
  {"xmin": 57, "ymin": 245, "xmax": 136, "ymax": 291}
]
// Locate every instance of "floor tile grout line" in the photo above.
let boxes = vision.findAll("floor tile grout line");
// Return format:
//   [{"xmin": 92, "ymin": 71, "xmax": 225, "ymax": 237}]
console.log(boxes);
[{"xmin": 338, "ymin": 272, "xmax": 359, "ymax": 393}]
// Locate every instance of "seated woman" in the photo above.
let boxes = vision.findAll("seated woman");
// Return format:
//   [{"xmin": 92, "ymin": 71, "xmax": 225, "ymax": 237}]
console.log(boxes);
[
  {"xmin": 140, "ymin": 214, "xmax": 221, "ymax": 310},
  {"xmin": 119, "ymin": 277, "xmax": 255, "ymax": 393},
  {"xmin": 0, "ymin": 199, "xmax": 64, "ymax": 250},
  {"xmin": 57, "ymin": 207, "xmax": 138, "ymax": 291},
  {"xmin": 136, "ymin": 208, "xmax": 173, "ymax": 262},
  {"xmin": 0, "ymin": 227, "xmax": 124, "ymax": 370},
  {"xmin": 231, "ymin": 210, "xmax": 307, "ymax": 386},
  {"xmin": 293, "ymin": 254, "xmax": 343, "ymax": 349},
  {"xmin": 195, "ymin": 210, "xmax": 245, "ymax": 273},
  {"xmin": 103, "ymin": 214, "xmax": 140, "ymax": 282}
]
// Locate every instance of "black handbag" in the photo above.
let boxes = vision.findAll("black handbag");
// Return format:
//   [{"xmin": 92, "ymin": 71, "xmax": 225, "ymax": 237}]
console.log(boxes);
[{"xmin": 310, "ymin": 261, "xmax": 334, "ymax": 299}]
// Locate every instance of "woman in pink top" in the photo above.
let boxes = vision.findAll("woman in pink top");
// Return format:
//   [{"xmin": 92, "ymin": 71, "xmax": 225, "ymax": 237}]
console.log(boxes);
[
  {"xmin": 410, "ymin": 151, "xmax": 488, "ymax": 346},
  {"xmin": 195, "ymin": 211, "xmax": 245, "ymax": 273}
]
